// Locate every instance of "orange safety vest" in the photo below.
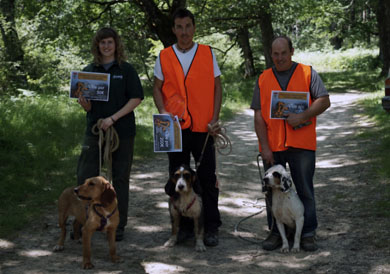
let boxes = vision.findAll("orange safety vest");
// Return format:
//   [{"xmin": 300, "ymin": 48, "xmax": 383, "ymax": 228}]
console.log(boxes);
[
  {"xmin": 258, "ymin": 63, "xmax": 317, "ymax": 152},
  {"xmin": 159, "ymin": 44, "xmax": 215, "ymax": 132}
]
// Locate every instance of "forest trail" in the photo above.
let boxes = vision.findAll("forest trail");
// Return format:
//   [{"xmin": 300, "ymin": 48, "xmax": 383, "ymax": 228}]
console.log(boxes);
[{"xmin": 1, "ymin": 91, "xmax": 389, "ymax": 274}]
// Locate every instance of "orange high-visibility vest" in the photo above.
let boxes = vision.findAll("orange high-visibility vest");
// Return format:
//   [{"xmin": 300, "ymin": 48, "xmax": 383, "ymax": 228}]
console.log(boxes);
[
  {"xmin": 258, "ymin": 63, "xmax": 317, "ymax": 152},
  {"xmin": 160, "ymin": 44, "xmax": 215, "ymax": 132}
]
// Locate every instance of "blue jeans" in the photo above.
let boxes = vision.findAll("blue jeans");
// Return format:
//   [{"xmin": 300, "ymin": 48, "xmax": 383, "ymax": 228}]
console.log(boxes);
[{"xmin": 264, "ymin": 148, "xmax": 317, "ymax": 237}]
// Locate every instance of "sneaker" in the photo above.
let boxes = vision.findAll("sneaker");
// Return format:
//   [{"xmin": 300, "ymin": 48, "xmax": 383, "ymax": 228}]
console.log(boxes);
[
  {"xmin": 301, "ymin": 236, "xmax": 318, "ymax": 251},
  {"xmin": 262, "ymin": 233, "xmax": 282, "ymax": 251},
  {"xmin": 115, "ymin": 228, "xmax": 124, "ymax": 242},
  {"xmin": 204, "ymin": 232, "xmax": 219, "ymax": 247},
  {"xmin": 177, "ymin": 229, "xmax": 195, "ymax": 243}
]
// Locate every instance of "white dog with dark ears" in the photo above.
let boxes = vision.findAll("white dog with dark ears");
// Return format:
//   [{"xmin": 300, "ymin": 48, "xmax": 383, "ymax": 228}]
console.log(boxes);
[{"xmin": 263, "ymin": 164, "xmax": 304, "ymax": 253}]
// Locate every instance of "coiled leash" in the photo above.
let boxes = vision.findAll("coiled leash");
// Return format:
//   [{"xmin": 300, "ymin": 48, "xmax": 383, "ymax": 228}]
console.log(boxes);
[
  {"xmin": 196, "ymin": 121, "xmax": 232, "ymax": 170},
  {"xmin": 91, "ymin": 119, "xmax": 120, "ymax": 183},
  {"xmin": 195, "ymin": 121, "xmax": 232, "ymax": 190}
]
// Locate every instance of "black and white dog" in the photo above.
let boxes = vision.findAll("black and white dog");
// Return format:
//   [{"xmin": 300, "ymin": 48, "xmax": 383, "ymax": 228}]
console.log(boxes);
[
  {"xmin": 263, "ymin": 164, "xmax": 304, "ymax": 253},
  {"xmin": 164, "ymin": 165, "xmax": 206, "ymax": 252}
]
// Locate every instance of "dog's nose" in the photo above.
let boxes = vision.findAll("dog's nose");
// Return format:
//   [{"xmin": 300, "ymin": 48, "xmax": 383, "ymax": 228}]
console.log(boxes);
[
  {"xmin": 178, "ymin": 184, "xmax": 184, "ymax": 190},
  {"xmin": 263, "ymin": 178, "xmax": 269, "ymax": 185},
  {"xmin": 74, "ymin": 188, "xmax": 79, "ymax": 194}
]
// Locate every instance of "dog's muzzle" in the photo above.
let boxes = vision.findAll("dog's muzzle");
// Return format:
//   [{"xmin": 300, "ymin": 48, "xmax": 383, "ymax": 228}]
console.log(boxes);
[
  {"xmin": 74, "ymin": 188, "xmax": 92, "ymax": 201},
  {"xmin": 177, "ymin": 184, "xmax": 184, "ymax": 191}
]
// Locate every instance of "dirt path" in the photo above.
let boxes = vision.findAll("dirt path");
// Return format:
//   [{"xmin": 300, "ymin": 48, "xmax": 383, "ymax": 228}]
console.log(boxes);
[{"xmin": 1, "ymin": 91, "xmax": 389, "ymax": 274}]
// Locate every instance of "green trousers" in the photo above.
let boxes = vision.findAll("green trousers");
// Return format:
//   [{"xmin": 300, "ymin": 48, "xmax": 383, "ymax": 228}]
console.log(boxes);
[{"xmin": 76, "ymin": 135, "xmax": 135, "ymax": 229}]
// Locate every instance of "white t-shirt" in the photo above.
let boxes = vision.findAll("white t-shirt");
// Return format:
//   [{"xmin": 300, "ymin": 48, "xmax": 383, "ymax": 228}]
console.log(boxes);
[{"xmin": 154, "ymin": 43, "xmax": 221, "ymax": 80}]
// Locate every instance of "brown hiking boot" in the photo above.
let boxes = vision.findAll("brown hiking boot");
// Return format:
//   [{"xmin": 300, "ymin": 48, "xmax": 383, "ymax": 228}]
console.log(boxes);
[
  {"xmin": 301, "ymin": 236, "xmax": 318, "ymax": 251},
  {"xmin": 262, "ymin": 233, "xmax": 282, "ymax": 251}
]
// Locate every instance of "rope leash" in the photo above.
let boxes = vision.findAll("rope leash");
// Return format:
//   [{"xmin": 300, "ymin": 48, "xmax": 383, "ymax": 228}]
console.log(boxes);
[
  {"xmin": 208, "ymin": 121, "xmax": 232, "ymax": 156},
  {"xmin": 234, "ymin": 154, "xmax": 274, "ymax": 244},
  {"xmin": 233, "ymin": 206, "xmax": 265, "ymax": 244},
  {"xmin": 196, "ymin": 121, "xmax": 232, "ymax": 170},
  {"xmin": 91, "ymin": 119, "xmax": 120, "ymax": 183}
]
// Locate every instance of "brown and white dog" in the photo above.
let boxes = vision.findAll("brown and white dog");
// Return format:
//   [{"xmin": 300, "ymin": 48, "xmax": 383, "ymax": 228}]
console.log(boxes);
[
  {"xmin": 263, "ymin": 165, "xmax": 304, "ymax": 253},
  {"xmin": 53, "ymin": 176, "xmax": 121, "ymax": 269},
  {"xmin": 164, "ymin": 165, "xmax": 206, "ymax": 252}
]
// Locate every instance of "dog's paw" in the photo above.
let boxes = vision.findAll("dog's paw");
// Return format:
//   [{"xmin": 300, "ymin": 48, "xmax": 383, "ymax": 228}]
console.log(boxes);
[
  {"xmin": 53, "ymin": 245, "xmax": 64, "ymax": 252},
  {"xmin": 291, "ymin": 244, "xmax": 300, "ymax": 253},
  {"xmin": 291, "ymin": 247, "xmax": 300, "ymax": 253},
  {"xmin": 195, "ymin": 242, "xmax": 206, "ymax": 252},
  {"xmin": 82, "ymin": 262, "xmax": 94, "ymax": 269},
  {"xmin": 280, "ymin": 246, "xmax": 290, "ymax": 253},
  {"xmin": 164, "ymin": 238, "xmax": 177, "ymax": 247}
]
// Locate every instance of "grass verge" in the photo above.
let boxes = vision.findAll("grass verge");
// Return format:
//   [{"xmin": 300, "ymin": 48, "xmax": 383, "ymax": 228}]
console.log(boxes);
[
  {"xmin": 0, "ymin": 93, "xmax": 84, "ymax": 236},
  {"xmin": 358, "ymin": 92, "xmax": 390, "ymax": 218}
]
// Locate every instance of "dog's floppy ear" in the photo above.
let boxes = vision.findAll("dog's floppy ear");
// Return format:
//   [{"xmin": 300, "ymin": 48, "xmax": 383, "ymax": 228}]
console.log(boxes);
[
  {"xmin": 191, "ymin": 169, "xmax": 202, "ymax": 195},
  {"xmin": 165, "ymin": 177, "xmax": 177, "ymax": 197},
  {"xmin": 280, "ymin": 172, "xmax": 293, "ymax": 193},
  {"xmin": 101, "ymin": 181, "xmax": 116, "ymax": 206}
]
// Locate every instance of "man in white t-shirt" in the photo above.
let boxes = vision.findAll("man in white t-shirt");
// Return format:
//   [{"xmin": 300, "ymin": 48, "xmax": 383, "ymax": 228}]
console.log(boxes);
[{"xmin": 153, "ymin": 8, "xmax": 222, "ymax": 247}]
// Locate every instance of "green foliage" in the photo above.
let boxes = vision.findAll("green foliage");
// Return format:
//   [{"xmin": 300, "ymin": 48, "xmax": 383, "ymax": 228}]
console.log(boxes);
[
  {"xmin": 0, "ymin": 93, "xmax": 84, "ymax": 236},
  {"xmin": 357, "ymin": 91, "xmax": 390, "ymax": 218},
  {"xmin": 134, "ymin": 92, "xmax": 157, "ymax": 159},
  {"xmin": 358, "ymin": 92, "xmax": 390, "ymax": 177},
  {"xmin": 294, "ymin": 48, "xmax": 382, "ymax": 93},
  {"xmin": 1, "ymin": 0, "xmax": 384, "ymax": 93}
]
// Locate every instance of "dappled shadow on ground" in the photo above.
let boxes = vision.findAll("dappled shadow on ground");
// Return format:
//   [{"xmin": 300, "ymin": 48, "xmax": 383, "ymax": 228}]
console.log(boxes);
[{"xmin": 1, "ymin": 92, "xmax": 389, "ymax": 273}]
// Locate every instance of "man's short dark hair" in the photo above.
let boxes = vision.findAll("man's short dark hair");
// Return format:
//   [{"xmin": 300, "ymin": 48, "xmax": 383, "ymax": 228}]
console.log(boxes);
[
  {"xmin": 172, "ymin": 8, "xmax": 195, "ymax": 26},
  {"xmin": 271, "ymin": 36, "xmax": 293, "ymax": 52}
]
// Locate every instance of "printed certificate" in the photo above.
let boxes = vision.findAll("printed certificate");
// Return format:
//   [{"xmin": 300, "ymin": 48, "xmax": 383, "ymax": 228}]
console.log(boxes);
[
  {"xmin": 69, "ymin": 71, "xmax": 110, "ymax": 101},
  {"xmin": 270, "ymin": 91, "xmax": 309, "ymax": 119},
  {"xmin": 153, "ymin": 114, "xmax": 182, "ymax": 152}
]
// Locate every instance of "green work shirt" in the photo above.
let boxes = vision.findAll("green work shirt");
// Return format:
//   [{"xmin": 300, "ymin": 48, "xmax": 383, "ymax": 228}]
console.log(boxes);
[{"xmin": 83, "ymin": 61, "xmax": 144, "ymax": 138}]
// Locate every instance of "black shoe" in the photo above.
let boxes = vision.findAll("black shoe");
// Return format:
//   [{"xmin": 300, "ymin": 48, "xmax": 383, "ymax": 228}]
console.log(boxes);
[
  {"xmin": 204, "ymin": 232, "xmax": 219, "ymax": 247},
  {"xmin": 301, "ymin": 236, "xmax": 318, "ymax": 251},
  {"xmin": 177, "ymin": 229, "xmax": 195, "ymax": 244},
  {"xmin": 262, "ymin": 233, "xmax": 282, "ymax": 251},
  {"xmin": 115, "ymin": 228, "xmax": 124, "ymax": 242}
]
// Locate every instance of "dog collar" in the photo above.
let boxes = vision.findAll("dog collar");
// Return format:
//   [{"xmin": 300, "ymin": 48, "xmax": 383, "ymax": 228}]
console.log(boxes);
[
  {"xmin": 171, "ymin": 196, "xmax": 197, "ymax": 213},
  {"xmin": 93, "ymin": 203, "xmax": 117, "ymax": 231}
]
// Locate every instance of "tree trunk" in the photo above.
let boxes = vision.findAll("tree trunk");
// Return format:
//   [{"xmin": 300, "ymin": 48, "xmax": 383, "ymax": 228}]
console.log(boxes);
[
  {"xmin": 237, "ymin": 27, "xmax": 255, "ymax": 78},
  {"xmin": 258, "ymin": 2, "xmax": 274, "ymax": 69},
  {"xmin": 132, "ymin": 0, "xmax": 186, "ymax": 48},
  {"xmin": 0, "ymin": 0, "xmax": 27, "ymax": 88},
  {"xmin": 376, "ymin": 0, "xmax": 390, "ymax": 76}
]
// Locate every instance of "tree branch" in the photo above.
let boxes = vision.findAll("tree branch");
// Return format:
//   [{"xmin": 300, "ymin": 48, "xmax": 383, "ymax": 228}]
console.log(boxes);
[{"xmin": 212, "ymin": 37, "xmax": 238, "ymax": 70}]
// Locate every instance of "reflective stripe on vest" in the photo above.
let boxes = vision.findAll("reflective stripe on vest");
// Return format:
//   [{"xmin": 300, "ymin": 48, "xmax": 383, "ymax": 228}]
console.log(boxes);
[
  {"xmin": 160, "ymin": 45, "xmax": 215, "ymax": 132},
  {"xmin": 258, "ymin": 63, "xmax": 317, "ymax": 151}
]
